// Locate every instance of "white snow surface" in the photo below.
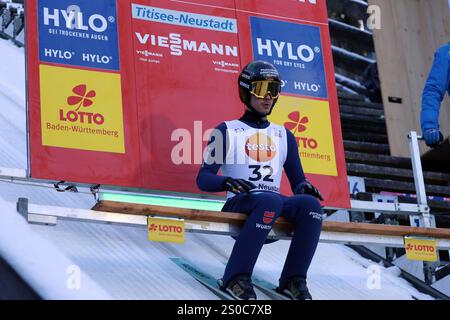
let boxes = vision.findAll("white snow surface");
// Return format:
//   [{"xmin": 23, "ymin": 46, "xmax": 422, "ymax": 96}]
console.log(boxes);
[
  {"xmin": 0, "ymin": 38, "xmax": 439, "ymax": 300},
  {"xmin": 0, "ymin": 198, "xmax": 111, "ymax": 299}
]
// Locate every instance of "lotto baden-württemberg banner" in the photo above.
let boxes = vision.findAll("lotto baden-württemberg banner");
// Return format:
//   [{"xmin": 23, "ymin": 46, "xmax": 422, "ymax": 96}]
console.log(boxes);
[{"xmin": 26, "ymin": 0, "xmax": 350, "ymax": 208}]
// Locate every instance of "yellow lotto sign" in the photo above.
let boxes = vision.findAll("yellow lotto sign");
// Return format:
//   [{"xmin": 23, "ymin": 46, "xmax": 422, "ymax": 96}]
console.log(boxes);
[
  {"xmin": 269, "ymin": 95, "xmax": 337, "ymax": 176},
  {"xmin": 148, "ymin": 217, "xmax": 185, "ymax": 244},
  {"xmin": 404, "ymin": 237, "xmax": 437, "ymax": 262},
  {"xmin": 39, "ymin": 64, "xmax": 125, "ymax": 153}
]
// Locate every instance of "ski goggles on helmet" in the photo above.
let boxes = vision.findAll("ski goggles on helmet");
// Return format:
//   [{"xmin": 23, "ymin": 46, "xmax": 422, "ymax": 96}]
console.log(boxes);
[{"xmin": 249, "ymin": 80, "xmax": 282, "ymax": 99}]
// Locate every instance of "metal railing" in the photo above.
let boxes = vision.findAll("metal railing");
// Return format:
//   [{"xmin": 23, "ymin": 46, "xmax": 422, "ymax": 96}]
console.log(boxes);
[{"xmin": 0, "ymin": 0, "xmax": 24, "ymax": 47}]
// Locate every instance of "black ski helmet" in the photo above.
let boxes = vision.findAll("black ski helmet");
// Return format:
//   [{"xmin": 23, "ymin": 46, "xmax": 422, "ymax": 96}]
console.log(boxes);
[{"xmin": 238, "ymin": 60, "xmax": 282, "ymax": 115}]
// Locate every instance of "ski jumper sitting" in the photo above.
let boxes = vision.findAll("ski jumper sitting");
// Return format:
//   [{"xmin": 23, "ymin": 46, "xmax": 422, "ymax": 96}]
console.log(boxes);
[{"xmin": 196, "ymin": 60, "xmax": 324, "ymax": 300}]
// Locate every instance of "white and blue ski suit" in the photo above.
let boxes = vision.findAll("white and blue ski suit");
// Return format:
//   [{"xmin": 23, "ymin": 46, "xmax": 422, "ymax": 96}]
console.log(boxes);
[{"xmin": 196, "ymin": 111, "xmax": 323, "ymax": 288}]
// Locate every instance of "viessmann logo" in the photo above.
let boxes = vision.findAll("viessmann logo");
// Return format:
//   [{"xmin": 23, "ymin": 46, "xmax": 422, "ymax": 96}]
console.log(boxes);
[
  {"xmin": 284, "ymin": 111, "xmax": 318, "ymax": 150},
  {"xmin": 135, "ymin": 32, "xmax": 238, "ymax": 57},
  {"xmin": 43, "ymin": 6, "xmax": 114, "ymax": 33},
  {"xmin": 59, "ymin": 84, "xmax": 105, "ymax": 125}
]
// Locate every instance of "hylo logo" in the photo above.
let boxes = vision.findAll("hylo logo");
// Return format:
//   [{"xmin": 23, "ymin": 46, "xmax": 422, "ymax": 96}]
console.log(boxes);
[
  {"xmin": 59, "ymin": 84, "xmax": 104, "ymax": 125},
  {"xmin": 245, "ymin": 133, "xmax": 277, "ymax": 162},
  {"xmin": 284, "ymin": 111, "xmax": 317, "ymax": 150},
  {"xmin": 256, "ymin": 38, "xmax": 318, "ymax": 63},
  {"xmin": 43, "ymin": 6, "xmax": 112, "ymax": 33}
]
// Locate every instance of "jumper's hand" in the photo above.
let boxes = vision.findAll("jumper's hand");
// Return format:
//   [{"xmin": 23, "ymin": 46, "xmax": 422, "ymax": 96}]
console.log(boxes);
[
  {"xmin": 224, "ymin": 178, "xmax": 257, "ymax": 194},
  {"xmin": 297, "ymin": 182, "xmax": 324, "ymax": 201}
]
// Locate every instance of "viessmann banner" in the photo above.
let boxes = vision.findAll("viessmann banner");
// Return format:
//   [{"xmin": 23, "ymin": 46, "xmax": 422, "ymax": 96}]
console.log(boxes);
[{"xmin": 26, "ymin": 0, "xmax": 350, "ymax": 208}]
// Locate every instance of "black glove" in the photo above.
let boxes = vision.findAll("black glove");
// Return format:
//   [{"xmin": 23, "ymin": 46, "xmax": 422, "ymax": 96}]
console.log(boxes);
[
  {"xmin": 224, "ymin": 178, "xmax": 256, "ymax": 195},
  {"xmin": 296, "ymin": 182, "xmax": 324, "ymax": 201},
  {"xmin": 422, "ymin": 128, "xmax": 443, "ymax": 148}
]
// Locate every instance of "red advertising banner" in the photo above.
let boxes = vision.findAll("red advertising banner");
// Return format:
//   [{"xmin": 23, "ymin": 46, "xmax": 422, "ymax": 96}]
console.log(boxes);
[{"xmin": 26, "ymin": 0, "xmax": 350, "ymax": 208}]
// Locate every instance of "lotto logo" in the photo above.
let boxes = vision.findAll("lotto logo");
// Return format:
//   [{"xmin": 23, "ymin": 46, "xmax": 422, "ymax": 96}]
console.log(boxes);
[
  {"xmin": 405, "ymin": 243, "xmax": 435, "ymax": 253},
  {"xmin": 39, "ymin": 64, "xmax": 125, "ymax": 153},
  {"xmin": 59, "ymin": 84, "xmax": 104, "ymax": 125}
]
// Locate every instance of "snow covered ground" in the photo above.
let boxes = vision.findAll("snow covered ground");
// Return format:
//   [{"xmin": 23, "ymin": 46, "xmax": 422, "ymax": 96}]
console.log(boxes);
[
  {"xmin": 0, "ymin": 38, "xmax": 439, "ymax": 300},
  {"xmin": 30, "ymin": 219, "xmax": 435, "ymax": 300}
]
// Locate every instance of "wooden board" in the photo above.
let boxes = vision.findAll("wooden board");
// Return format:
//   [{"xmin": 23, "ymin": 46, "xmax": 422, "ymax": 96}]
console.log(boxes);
[
  {"xmin": 93, "ymin": 200, "xmax": 450, "ymax": 239},
  {"xmin": 369, "ymin": 0, "xmax": 450, "ymax": 157}
]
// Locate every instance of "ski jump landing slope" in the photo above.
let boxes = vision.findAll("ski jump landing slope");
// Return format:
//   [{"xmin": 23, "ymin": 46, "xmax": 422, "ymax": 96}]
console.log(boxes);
[{"xmin": 0, "ymin": 40, "xmax": 434, "ymax": 300}]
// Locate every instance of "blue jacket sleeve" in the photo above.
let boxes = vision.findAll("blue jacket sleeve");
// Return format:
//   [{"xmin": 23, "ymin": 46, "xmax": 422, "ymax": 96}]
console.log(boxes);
[
  {"xmin": 283, "ymin": 128, "xmax": 308, "ymax": 194},
  {"xmin": 421, "ymin": 45, "xmax": 450, "ymax": 131},
  {"xmin": 196, "ymin": 122, "xmax": 229, "ymax": 192}
]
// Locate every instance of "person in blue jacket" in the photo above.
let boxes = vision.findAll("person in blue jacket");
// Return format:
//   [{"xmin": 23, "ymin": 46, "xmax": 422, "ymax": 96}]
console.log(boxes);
[
  {"xmin": 420, "ymin": 43, "xmax": 450, "ymax": 147},
  {"xmin": 196, "ymin": 60, "xmax": 324, "ymax": 300}
]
